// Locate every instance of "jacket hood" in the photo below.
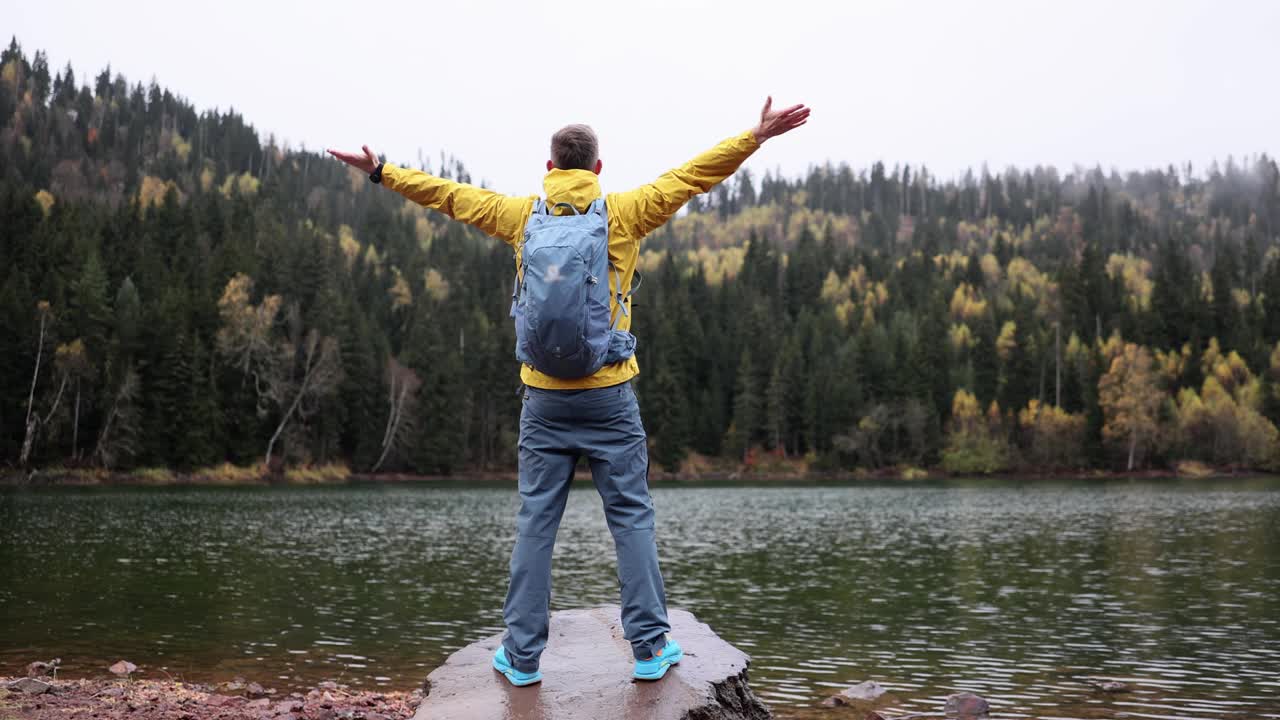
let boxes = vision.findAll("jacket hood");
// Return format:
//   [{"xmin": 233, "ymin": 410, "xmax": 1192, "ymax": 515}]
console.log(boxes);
[{"xmin": 542, "ymin": 169, "xmax": 602, "ymax": 213}]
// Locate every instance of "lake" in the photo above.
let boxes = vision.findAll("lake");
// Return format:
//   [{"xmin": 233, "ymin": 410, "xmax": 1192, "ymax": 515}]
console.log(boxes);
[{"xmin": 2, "ymin": 478, "xmax": 1278, "ymax": 719}]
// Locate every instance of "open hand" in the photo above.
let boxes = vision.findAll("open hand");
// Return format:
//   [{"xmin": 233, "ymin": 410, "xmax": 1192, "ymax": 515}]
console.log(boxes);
[
  {"xmin": 326, "ymin": 145, "xmax": 380, "ymax": 174},
  {"xmin": 752, "ymin": 97, "xmax": 810, "ymax": 143}
]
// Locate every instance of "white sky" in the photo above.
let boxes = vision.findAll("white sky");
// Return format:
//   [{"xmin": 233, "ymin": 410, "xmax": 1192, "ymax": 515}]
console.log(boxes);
[{"xmin": 7, "ymin": 0, "xmax": 1279, "ymax": 195}]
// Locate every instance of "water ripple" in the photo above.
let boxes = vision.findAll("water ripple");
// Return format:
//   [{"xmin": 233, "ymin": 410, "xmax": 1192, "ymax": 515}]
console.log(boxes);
[{"xmin": 1, "ymin": 478, "xmax": 1278, "ymax": 719}]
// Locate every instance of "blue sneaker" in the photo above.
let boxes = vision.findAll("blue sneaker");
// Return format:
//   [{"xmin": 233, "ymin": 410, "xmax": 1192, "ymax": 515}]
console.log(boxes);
[
  {"xmin": 493, "ymin": 646, "xmax": 542, "ymax": 687},
  {"xmin": 633, "ymin": 638, "xmax": 683, "ymax": 681}
]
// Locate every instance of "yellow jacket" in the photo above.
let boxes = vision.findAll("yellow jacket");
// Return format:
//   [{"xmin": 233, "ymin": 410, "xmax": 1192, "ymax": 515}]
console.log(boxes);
[{"xmin": 382, "ymin": 130, "xmax": 760, "ymax": 389}]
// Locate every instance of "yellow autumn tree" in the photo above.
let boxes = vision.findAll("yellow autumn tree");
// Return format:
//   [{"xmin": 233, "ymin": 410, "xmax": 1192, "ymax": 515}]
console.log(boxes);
[
  {"xmin": 215, "ymin": 274, "xmax": 282, "ymax": 377},
  {"xmin": 138, "ymin": 175, "xmax": 182, "ymax": 208},
  {"xmin": 1154, "ymin": 344, "xmax": 1191, "ymax": 389},
  {"xmin": 34, "ymin": 189, "xmax": 55, "ymax": 216},
  {"xmin": 1098, "ymin": 342, "xmax": 1163, "ymax": 470},
  {"xmin": 949, "ymin": 283, "xmax": 987, "ymax": 322},
  {"xmin": 1171, "ymin": 357, "xmax": 1280, "ymax": 469},
  {"xmin": 1201, "ymin": 339, "xmax": 1251, "ymax": 396},
  {"xmin": 1105, "ymin": 253, "xmax": 1153, "ymax": 310},
  {"xmin": 941, "ymin": 390, "xmax": 1010, "ymax": 474},
  {"xmin": 337, "ymin": 225, "xmax": 361, "ymax": 267},
  {"xmin": 996, "ymin": 321, "xmax": 1018, "ymax": 360},
  {"xmin": 948, "ymin": 323, "xmax": 974, "ymax": 352},
  {"xmin": 424, "ymin": 268, "xmax": 451, "ymax": 302},
  {"xmin": 388, "ymin": 267, "xmax": 413, "ymax": 309},
  {"xmin": 220, "ymin": 172, "xmax": 260, "ymax": 198},
  {"xmin": 1018, "ymin": 399, "xmax": 1086, "ymax": 469}
]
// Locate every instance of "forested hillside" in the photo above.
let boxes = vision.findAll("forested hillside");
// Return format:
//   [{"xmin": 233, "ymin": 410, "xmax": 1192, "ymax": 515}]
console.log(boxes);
[{"xmin": 4, "ymin": 39, "xmax": 1280, "ymax": 476}]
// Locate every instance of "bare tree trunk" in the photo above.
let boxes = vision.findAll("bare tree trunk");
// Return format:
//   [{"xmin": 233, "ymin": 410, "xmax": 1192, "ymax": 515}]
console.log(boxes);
[
  {"xmin": 1038, "ymin": 356, "xmax": 1046, "ymax": 403},
  {"xmin": 94, "ymin": 369, "xmax": 140, "ymax": 468},
  {"xmin": 1055, "ymin": 323, "xmax": 1062, "ymax": 408},
  {"xmin": 266, "ymin": 375, "xmax": 310, "ymax": 470},
  {"xmin": 95, "ymin": 400, "xmax": 117, "ymax": 463},
  {"xmin": 72, "ymin": 377, "xmax": 81, "ymax": 460},
  {"xmin": 265, "ymin": 333, "xmax": 340, "ymax": 468},
  {"xmin": 1127, "ymin": 433, "xmax": 1137, "ymax": 471},
  {"xmin": 371, "ymin": 381, "xmax": 410, "ymax": 473},
  {"xmin": 19, "ymin": 419, "xmax": 37, "ymax": 468},
  {"xmin": 24, "ymin": 311, "xmax": 48, "ymax": 433},
  {"xmin": 20, "ymin": 374, "xmax": 67, "ymax": 467}
]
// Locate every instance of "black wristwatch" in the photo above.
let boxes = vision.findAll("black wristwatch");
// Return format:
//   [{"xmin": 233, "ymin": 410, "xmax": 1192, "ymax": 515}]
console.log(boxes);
[{"xmin": 369, "ymin": 162, "xmax": 384, "ymax": 184}]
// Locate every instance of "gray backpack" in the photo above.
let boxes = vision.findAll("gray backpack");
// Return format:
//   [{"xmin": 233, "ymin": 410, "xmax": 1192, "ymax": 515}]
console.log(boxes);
[{"xmin": 510, "ymin": 198, "xmax": 637, "ymax": 378}]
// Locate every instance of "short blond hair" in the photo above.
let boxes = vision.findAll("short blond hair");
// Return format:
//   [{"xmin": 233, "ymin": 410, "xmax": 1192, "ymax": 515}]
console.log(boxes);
[{"xmin": 550, "ymin": 124, "xmax": 598, "ymax": 170}]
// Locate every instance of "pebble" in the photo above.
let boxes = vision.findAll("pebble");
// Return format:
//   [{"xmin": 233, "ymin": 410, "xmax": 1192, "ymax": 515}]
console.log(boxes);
[{"xmin": 245, "ymin": 681, "xmax": 268, "ymax": 698}]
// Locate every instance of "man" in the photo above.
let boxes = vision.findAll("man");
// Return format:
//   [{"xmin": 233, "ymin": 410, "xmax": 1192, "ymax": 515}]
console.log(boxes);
[{"xmin": 328, "ymin": 96, "xmax": 809, "ymax": 686}]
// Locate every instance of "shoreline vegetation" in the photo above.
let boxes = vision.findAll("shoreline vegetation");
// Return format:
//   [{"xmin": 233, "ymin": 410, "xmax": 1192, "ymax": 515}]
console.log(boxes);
[{"xmin": 1, "ymin": 455, "xmax": 1262, "ymax": 487}]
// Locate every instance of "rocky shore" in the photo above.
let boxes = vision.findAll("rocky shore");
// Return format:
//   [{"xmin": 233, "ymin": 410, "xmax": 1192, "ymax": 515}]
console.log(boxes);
[{"xmin": 1, "ymin": 675, "xmax": 423, "ymax": 720}]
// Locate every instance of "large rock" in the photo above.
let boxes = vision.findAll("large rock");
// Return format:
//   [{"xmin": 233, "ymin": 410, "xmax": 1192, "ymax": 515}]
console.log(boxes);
[
  {"xmin": 8, "ymin": 677, "xmax": 53, "ymax": 695},
  {"xmin": 416, "ymin": 605, "xmax": 770, "ymax": 720},
  {"xmin": 821, "ymin": 680, "xmax": 886, "ymax": 707},
  {"xmin": 945, "ymin": 691, "xmax": 990, "ymax": 717}
]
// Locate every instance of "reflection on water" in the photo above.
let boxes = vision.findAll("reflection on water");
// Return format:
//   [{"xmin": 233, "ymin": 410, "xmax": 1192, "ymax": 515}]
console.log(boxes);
[{"xmin": 2, "ymin": 478, "xmax": 1279, "ymax": 719}]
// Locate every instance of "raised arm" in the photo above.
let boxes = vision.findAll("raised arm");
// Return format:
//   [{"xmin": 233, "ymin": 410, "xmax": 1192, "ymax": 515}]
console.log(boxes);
[
  {"xmin": 327, "ymin": 145, "xmax": 530, "ymax": 245},
  {"xmin": 609, "ymin": 97, "xmax": 810, "ymax": 238}
]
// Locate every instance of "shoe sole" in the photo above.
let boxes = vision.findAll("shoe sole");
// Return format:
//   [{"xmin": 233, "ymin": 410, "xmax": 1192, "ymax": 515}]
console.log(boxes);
[{"xmin": 633, "ymin": 646, "xmax": 684, "ymax": 681}]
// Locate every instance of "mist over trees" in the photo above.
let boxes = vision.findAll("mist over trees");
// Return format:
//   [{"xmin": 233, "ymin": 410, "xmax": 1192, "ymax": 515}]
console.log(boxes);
[{"xmin": 3, "ymin": 38, "xmax": 1280, "ymax": 476}]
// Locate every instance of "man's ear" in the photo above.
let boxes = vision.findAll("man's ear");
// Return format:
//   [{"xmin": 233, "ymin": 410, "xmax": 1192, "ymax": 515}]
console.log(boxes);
[
  {"xmin": 594, "ymin": 159, "xmax": 603, "ymax": 175},
  {"xmin": 547, "ymin": 160, "xmax": 555, "ymax": 172}
]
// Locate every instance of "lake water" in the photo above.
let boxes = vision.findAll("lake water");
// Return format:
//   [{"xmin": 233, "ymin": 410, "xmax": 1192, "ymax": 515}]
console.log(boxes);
[{"xmin": 2, "ymin": 478, "xmax": 1278, "ymax": 719}]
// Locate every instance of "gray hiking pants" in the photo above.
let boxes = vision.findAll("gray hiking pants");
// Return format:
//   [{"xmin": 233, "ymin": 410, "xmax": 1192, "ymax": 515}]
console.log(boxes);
[{"xmin": 500, "ymin": 382, "xmax": 670, "ymax": 673}]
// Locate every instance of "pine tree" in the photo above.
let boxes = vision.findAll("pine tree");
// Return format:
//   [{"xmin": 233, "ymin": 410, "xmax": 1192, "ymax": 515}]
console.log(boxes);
[
  {"xmin": 648, "ymin": 364, "xmax": 689, "ymax": 471},
  {"xmin": 725, "ymin": 350, "xmax": 761, "ymax": 462}
]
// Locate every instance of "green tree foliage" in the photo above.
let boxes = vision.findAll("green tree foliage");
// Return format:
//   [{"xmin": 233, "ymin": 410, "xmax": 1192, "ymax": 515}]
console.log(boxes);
[{"xmin": 3, "ymin": 40, "xmax": 1280, "ymax": 474}]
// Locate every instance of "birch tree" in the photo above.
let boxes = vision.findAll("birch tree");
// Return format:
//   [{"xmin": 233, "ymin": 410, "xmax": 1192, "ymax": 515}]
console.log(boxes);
[
  {"xmin": 20, "ymin": 301, "xmax": 52, "ymax": 466},
  {"xmin": 1098, "ymin": 342, "xmax": 1163, "ymax": 470},
  {"xmin": 216, "ymin": 274, "xmax": 343, "ymax": 468},
  {"xmin": 19, "ymin": 339, "xmax": 80, "ymax": 466},
  {"xmin": 57, "ymin": 339, "xmax": 94, "ymax": 460},
  {"xmin": 93, "ymin": 367, "xmax": 142, "ymax": 468},
  {"xmin": 371, "ymin": 358, "xmax": 420, "ymax": 472},
  {"xmin": 262, "ymin": 312, "xmax": 343, "ymax": 467}
]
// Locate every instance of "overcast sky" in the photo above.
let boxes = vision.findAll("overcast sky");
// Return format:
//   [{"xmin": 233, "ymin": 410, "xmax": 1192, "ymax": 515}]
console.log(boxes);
[{"xmin": 8, "ymin": 0, "xmax": 1279, "ymax": 195}]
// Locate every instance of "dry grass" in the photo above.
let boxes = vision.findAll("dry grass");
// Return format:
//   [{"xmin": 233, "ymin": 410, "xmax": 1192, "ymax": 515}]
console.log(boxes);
[
  {"xmin": 132, "ymin": 467, "xmax": 176, "ymax": 484},
  {"xmin": 1175, "ymin": 459, "xmax": 1216, "ymax": 478},
  {"xmin": 36, "ymin": 466, "xmax": 109, "ymax": 484},
  {"xmin": 191, "ymin": 462, "xmax": 263, "ymax": 485},
  {"xmin": 284, "ymin": 463, "xmax": 351, "ymax": 484},
  {"xmin": 896, "ymin": 465, "xmax": 930, "ymax": 480}
]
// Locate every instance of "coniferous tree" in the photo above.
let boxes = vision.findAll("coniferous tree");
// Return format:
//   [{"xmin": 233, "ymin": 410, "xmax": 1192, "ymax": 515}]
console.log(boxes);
[{"xmin": 2, "ymin": 39, "xmax": 1280, "ymax": 474}]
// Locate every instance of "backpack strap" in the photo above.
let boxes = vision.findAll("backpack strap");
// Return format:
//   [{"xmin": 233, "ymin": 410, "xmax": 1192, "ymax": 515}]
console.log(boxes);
[
  {"xmin": 608, "ymin": 268, "xmax": 645, "ymax": 331},
  {"xmin": 588, "ymin": 198, "xmax": 637, "ymax": 331},
  {"xmin": 609, "ymin": 262, "xmax": 627, "ymax": 329},
  {"xmin": 513, "ymin": 199, "xmax": 546, "ymax": 300}
]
